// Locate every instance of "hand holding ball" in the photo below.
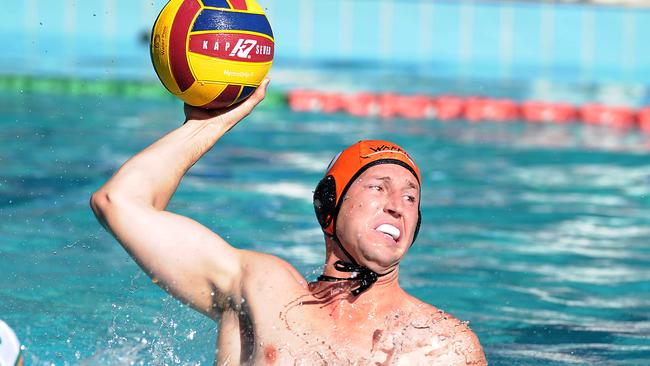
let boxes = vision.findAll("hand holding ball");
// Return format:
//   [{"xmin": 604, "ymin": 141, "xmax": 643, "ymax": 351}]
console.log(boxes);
[{"xmin": 151, "ymin": 0, "xmax": 274, "ymax": 109}]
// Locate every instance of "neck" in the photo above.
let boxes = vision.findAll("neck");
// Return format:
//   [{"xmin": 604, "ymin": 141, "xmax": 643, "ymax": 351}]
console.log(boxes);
[
  {"xmin": 315, "ymin": 250, "xmax": 401, "ymax": 297},
  {"xmin": 310, "ymin": 268, "xmax": 406, "ymax": 323},
  {"xmin": 322, "ymin": 254, "xmax": 400, "ymax": 281},
  {"xmin": 323, "ymin": 235, "xmax": 400, "ymax": 276}
]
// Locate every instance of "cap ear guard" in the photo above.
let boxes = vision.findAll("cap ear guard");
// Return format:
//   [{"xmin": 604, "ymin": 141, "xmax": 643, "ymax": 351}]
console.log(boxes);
[
  {"xmin": 313, "ymin": 175, "xmax": 337, "ymax": 232},
  {"xmin": 412, "ymin": 210, "xmax": 421, "ymax": 244}
]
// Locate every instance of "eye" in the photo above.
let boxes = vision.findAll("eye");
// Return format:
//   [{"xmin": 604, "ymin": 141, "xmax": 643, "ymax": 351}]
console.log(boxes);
[
  {"xmin": 369, "ymin": 184, "xmax": 383, "ymax": 192},
  {"xmin": 404, "ymin": 195, "xmax": 416, "ymax": 203}
]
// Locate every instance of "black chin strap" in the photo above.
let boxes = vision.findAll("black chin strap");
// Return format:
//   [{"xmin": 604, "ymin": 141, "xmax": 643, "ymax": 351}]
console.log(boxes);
[
  {"xmin": 318, "ymin": 222, "xmax": 399, "ymax": 296},
  {"xmin": 317, "ymin": 260, "xmax": 395, "ymax": 296}
]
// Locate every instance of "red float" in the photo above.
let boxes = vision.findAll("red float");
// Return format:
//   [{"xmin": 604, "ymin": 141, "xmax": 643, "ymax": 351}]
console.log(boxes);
[
  {"xmin": 463, "ymin": 98, "xmax": 519, "ymax": 122},
  {"xmin": 521, "ymin": 101, "xmax": 577, "ymax": 123},
  {"xmin": 579, "ymin": 104, "xmax": 636, "ymax": 129},
  {"xmin": 345, "ymin": 92, "xmax": 380, "ymax": 117},
  {"xmin": 433, "ymin": 96, "xmax": 465, "ymax": 121},
  {"xmin": 319, "ymin": 92, "xmax": 345, "ymax": 114},
  {"xmin": 287, "ymin": 90, "xmax": 323, "ymax": 112},
  {"xmin": 399, "ymin": 95, "xmax": 437, "ymax": 120},
  {"xmin": 377, "ymin": 93, "xmax": 403, "ymax": 119},
  {"xmin": 638, "ymin": 107, "xmax": 650, "ymax": 133}
]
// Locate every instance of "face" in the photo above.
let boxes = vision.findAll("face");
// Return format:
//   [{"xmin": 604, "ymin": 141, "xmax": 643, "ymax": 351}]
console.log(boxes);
[{"xmin": 335, "ymin": 164, "xmax": 420, "ymax": 273}]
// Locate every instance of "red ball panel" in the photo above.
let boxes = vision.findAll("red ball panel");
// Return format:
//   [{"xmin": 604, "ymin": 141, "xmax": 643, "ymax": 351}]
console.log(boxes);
[
  {"xmin": 169, "ymin": 0, "xmax": 201, "ymax": 92},
  {"xmin": 200, "ymin": 84, "xmax": 243, "ymax": 109}
]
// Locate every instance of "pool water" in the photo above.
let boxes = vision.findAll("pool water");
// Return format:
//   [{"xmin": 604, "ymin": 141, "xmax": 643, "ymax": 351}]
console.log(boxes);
[{"xmin": 1, "ymin": 77, "xmax": 650, "ymax": 365}]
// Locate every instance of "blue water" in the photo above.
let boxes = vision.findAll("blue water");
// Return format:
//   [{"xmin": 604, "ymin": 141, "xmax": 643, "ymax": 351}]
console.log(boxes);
[{"xmin": 1, "ymin": 75, "xmax": 650, "ymax": 365}]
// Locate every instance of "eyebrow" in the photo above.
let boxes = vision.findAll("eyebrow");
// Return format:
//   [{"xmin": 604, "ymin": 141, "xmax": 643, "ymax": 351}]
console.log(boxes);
[{"xmin": 374, "ymin": 176, "xmax": 419, "ymax": 190}]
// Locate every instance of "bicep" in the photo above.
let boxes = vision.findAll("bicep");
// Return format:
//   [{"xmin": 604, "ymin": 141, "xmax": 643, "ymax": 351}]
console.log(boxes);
[{"xmin": 97, "ymin": 196, "xmax": 242, "ymax": 318}]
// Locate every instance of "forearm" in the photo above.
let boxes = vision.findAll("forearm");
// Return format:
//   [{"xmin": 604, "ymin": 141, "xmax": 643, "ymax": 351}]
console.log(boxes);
[
  {"xmin": 91, "ymin": 78, "xmax": 267, "ymax": 217},
  {"xmin": 98, "ymin": 118, "xmax": 227, "ymax": 210}
]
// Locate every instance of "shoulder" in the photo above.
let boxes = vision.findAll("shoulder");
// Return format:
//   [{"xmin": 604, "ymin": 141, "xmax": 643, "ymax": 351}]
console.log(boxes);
[
  {"xmin": 239, "ymin": 250, "xmax": 308, "ymax": 291},
  {"xmin": 398, "ymin": 302, "xmax": 487, "ymax": 365},
  {"xmin": 446, "ymin": 318, "xmax": 486, "ymax": 365},
  {"xmin": 431, "ymin": 310, "xmax": 487, "ymax": 366}
]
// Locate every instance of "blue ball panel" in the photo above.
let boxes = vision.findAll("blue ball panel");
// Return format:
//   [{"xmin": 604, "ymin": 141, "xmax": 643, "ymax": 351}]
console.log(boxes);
[{"xmin": 192, "ymin": 9, "xmax": 274, "ymax": 39}]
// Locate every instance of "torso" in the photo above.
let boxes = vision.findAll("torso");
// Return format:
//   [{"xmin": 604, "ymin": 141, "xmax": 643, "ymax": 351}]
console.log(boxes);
[{"xmin": 215, "ymin": 254, "xmax": 485, "ymax": 366}]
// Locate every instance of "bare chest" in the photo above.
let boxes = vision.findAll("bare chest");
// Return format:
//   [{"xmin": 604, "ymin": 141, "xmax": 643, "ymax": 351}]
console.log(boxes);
[{"xmin": 218, "ymin": 297, "xmax": 467, "ymax": 366}]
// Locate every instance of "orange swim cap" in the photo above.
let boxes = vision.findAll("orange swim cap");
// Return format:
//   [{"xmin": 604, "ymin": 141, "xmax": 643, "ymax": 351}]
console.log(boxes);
[{"xmin": 313, "ymin": 140, "xmax": 422, "ymax": 239}]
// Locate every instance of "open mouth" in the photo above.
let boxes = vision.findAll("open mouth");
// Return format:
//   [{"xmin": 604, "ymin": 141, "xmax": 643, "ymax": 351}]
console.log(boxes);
[{"xmin": 375, "ymin": 223, "xmax": 401, "ymax": 241}]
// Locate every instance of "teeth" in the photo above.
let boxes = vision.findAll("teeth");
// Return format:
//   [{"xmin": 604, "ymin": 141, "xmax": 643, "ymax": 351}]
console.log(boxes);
[{"xmin": 376, "ymin": 224, "xmax": 400, "ymax": 240}]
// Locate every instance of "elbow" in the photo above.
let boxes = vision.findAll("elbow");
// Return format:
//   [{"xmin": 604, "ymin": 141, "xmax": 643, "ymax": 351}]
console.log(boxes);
[
  {"xmin": 90, "ymin": 189, "xmax": 151, "ymax": 220},
  {"xmin": 90, "ymin": 189, "xmax": 121, "ymax": 219},
  {"xmin": 90, "ymin": 189, "xmax": 110, "ymax": 219},
  {"xmin": 89, "ymin": 189, "xmax": 111, "ymax": 231},
  {"xmin": 90, "ymin": 189, "xmax": 135, "ymax": 232}
]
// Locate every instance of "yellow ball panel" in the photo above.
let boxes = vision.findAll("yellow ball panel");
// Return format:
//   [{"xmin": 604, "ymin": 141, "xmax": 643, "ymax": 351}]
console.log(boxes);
[
  {"xmin": 177, "ymin": 81, "xmax": 230, "ymax": 106},
  {"xmin": 187, "ymin": 52, "xmax": 272, "ymax": 86},
  {"xmin": 243, "ymin": 0, "xmax": 265, "ymax": 14}
]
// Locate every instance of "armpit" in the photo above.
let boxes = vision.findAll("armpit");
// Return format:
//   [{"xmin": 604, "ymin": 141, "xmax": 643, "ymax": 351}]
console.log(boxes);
[{"xmin": 211, "ymin": 282, "xmax": 243, "ymax": 314}]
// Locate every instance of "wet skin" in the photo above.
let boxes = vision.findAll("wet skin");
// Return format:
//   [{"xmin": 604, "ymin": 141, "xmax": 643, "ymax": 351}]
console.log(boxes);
[{"xmin": 90, "ymin": 80, "xmax": 487, "ymax": 365}]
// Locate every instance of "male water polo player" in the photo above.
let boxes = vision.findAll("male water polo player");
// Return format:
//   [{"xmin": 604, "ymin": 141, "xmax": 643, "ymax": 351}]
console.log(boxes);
[{"xmin": 91, "ymin": 79, "xmax": 487, "ymax": 365}]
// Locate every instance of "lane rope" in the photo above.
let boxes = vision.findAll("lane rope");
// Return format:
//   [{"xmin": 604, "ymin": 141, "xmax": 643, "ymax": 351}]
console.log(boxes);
[
  {"xmin": 3, "ymin": 75, "xmax": 648, "ymax": 133},
  {"xmin": 288, "ymin": 90, "xmax": 650, "ymax": 133}
]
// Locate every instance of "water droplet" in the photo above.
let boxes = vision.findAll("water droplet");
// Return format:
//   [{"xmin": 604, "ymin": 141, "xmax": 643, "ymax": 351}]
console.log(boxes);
[{"xmin": 187, "ymin": 330, "xmax": 196, "ymax": 340}]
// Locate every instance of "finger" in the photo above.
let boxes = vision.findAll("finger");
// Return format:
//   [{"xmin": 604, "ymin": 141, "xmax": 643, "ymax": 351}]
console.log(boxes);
[{"xmin": 250, "ymin": 78, "xmax": 270, "ymax": 104}]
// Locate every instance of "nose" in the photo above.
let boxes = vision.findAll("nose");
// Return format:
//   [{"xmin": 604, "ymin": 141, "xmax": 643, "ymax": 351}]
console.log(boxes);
[{"xmin": 383, "ymin": 192, "xmax": 403, "ymax": 218}]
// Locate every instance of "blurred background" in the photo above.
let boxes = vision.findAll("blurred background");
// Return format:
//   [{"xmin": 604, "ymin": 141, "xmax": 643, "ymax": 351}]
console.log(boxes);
[
  {"xmin": 1, "ymin": 1, "xmax": 649, "ymax": 365},
  {"xmin": 3, "ymin": 0, "xmax": 650, "ymax": 86}
]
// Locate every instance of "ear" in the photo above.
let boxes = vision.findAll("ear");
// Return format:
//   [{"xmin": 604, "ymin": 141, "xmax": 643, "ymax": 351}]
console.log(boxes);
[{"xmin": 313, "ymin": 175, "xmax": 337, "ymax": 230}]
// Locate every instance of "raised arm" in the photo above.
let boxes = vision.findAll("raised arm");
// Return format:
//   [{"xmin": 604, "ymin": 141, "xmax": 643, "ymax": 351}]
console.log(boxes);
[{"xmin": 90, "ymin": 79, "xmax": 269, "ymax": 319}]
